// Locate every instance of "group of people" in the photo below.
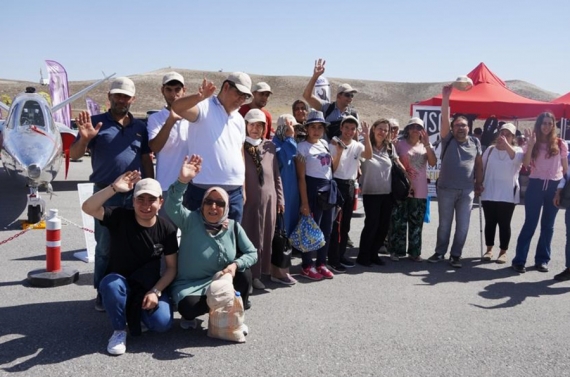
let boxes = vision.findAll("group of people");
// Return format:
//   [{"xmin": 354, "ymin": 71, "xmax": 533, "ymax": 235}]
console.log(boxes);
[{"xmin": 71, "ymin": 60, "xmax": 570, "ymax": 356}]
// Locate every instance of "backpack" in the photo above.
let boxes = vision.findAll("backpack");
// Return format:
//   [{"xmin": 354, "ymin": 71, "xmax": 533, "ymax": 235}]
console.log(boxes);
[{"xmin": 323, "ymin": 102, "xmax": 358, "ymax": 140}]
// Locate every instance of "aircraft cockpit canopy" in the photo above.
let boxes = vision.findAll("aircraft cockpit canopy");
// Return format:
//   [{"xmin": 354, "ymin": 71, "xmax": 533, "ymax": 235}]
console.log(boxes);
[{"xmin": 20, "ymin": 101, "xmax": 46, "ymax": 127}]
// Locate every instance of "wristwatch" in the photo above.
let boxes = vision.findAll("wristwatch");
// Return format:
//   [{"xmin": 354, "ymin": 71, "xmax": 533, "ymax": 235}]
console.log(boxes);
[{"xmin": 150, "ymin": 288, "xmax": 162, "ymax": 297}]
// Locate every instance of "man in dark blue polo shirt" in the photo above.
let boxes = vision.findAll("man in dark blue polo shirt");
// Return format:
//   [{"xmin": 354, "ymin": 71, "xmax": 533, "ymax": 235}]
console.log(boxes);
[{"xmin": 70, "ymin": 77, "xmax": 154, "ymax": 311}]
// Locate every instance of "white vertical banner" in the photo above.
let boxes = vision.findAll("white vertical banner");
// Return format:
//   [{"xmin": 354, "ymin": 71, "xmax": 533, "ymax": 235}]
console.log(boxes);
[
  {"xmin": 73, "ymin": 183, "xmax": 96, "ymax": 263},
  {"xmin": 46, "ymin": 60, "xmax": 71, "ymax": 128},
  {"xmin": 313, "ymin": 76, "xmax": 331, "ymax": 104}
]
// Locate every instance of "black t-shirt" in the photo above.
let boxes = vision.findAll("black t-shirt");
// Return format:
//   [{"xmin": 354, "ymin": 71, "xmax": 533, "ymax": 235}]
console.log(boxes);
[{"xmin": 101, "ymin": 207, "xmax": 178, "ymax": 281}]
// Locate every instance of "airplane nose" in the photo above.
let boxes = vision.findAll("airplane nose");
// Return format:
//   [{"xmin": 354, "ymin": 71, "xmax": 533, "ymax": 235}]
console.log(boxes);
[{"xmin": 27, "ymin": 164, "xmax": 42, "ymax": 179}]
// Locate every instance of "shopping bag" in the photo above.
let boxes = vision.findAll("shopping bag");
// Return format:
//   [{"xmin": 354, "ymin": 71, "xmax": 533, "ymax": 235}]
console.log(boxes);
[{"xmin": 289, "ymin": 214, "xmax": 326, "ymax": 253}]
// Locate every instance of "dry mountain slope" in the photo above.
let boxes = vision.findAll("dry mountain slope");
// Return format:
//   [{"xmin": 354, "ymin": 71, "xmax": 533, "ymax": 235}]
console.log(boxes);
[{"xmin": 0, "ymin": 67, "xmax": 560, "ymax": 124}]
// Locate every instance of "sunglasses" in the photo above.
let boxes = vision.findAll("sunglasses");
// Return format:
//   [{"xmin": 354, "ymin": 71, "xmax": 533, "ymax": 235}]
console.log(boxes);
[
  {"xmin": 204, "ymin": 198, "xmax": 226, "ymax": 208},
  {"xmin": 342, "ymin": 92, "xmax": 354, "ymax": 98},
  {"xmin": 228, "ymin": 82, "xmax": 252, "ymax": 100}
]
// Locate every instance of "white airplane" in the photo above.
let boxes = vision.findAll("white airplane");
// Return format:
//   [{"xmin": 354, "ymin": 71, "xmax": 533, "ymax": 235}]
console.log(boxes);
[{"xmin": 0, "ymin": 74, "xmax": 114, "ymax": 224}]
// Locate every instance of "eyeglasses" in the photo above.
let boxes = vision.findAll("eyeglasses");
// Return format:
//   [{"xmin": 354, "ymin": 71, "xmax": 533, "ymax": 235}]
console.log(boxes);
[
  {"xmin": 228, "ymin": 82, "xmax": 252, "ymax": 100},
  {"xmin": 342, "ymin": 92, "xmax": 354, "ymax": 98},
  {"xmin": 204, "ymin": 198, "xmax": 226, "ymax": 208}
]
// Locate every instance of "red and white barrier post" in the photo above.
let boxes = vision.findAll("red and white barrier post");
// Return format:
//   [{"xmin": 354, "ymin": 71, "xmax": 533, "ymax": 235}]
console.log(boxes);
[
  {"xmin": 27, "ymin": 208, "xmax": 79, "ymax": 287},
  {"xmin": 46, "ymin": 209, "xmax": 61, "ymax": 272}
]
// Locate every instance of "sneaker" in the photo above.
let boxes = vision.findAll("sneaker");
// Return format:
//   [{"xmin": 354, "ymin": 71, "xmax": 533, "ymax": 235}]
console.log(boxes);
[
  {"xmin": 390, "ymin": 253, "xmax": 400, "ymax": 262},
  {"xmin": 496, "ymin": 252, "xmax": 507, "ymax": 264},
  {"xmin": 554, "ymin": 269, "xmax": 570, "ymax": 281},
  {"xmin": 449, "ymin": 256, "xmax": 462, "ymax": 268},
  {"xmin": 328, "ymin": 263, "xmax": 346, "ymax": 273},
  {"xmin": 107, "ymin": 330, "xmax": 127, "ymax": 356},
  {"xmin": 379, "ymin": 245, "xmax": 389, "ymax": 255},
  {"xmin": 180, "ymin": 319, "xmax": 198, "ymax": 330},
  {"xmin": 244, "ymin": 300, "xmax": 252, "ymax": 310},
  {"xmin": 409, "ymin": 255, "xmax": 423, "ymax": 262},
  {"xmin": 316, "ymin": 264, "xmax": 334, "ymax": 279},
  {"xmin": 300, "ymin": 266, "xmax": 323, "ymax": 281},
  {"xmin": 340, "ymin": 257, "xmax": 356, "ymax": 268},
  {"xmin": 95, "ymin": 293, "xmax": 105, "ymax": 312},
  {"xmin": 270, "ymin": 275, "xmax": 297, "ymax": 285},
  {"xmin": 483, "ymin": 250, "xmax": 493, "ymax": 261},
  {"xmin": 346, "ymin": 237, "xmax": 354, "ymax": 248},
  {"xmin": 512, "ymin": 264, "xmax": 526, "ymax": 273},
  {"xmin": 427, "ymin": 253, "xmax": 445, "ymax": 263},
  {"xmin": 535, "ymin": 264, "xmax": 549, "ymax": 273},
  {"xmin": 252, "ymin": 278, "xmax": 265, "ymax": 290}
]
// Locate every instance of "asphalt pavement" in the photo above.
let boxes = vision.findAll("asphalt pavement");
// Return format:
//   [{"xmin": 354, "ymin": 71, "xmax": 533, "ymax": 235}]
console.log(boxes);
[{"xmin": 1, "ymin": 158, "xmax": 570, "ymax": 377}]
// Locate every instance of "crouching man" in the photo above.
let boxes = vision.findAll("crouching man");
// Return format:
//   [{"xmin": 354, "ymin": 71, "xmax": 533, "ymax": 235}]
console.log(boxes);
[{"xmin": 82, "ymin": 171, "xmax": 178, "ymax": 356}]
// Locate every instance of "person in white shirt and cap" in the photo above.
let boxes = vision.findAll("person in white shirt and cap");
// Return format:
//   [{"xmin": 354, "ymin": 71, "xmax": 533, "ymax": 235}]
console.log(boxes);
[{"xmin": 172, "ymin": 72, "xmax": 253, "ymax": 223}]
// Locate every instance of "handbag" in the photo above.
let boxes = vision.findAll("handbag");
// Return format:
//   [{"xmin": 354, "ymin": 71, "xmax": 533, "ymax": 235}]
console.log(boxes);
[
  {"xmin": 388, "ymin": 144, "xmax": 411, "ymax": 201},
  {"xmin": 271, "ymin": 213, "xmax": 292, "ymax": 268},
  {"xmin": 289, "ymin": 214, "xmax": 326, "ymax": 253}
]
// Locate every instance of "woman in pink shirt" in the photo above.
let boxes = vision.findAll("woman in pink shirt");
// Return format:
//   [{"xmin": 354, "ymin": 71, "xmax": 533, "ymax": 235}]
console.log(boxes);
[
  {"xmin": 389, "ymin": 117, "xmax": 437, "ymax": 261},
  {"xmin": 512, "ymin": 112, "xmax": 568, "ymax": 273}
]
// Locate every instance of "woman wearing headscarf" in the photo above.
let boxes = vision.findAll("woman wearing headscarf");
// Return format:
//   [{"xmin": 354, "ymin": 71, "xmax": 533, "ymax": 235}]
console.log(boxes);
[
  {"xmin": 271, "ymin": 114, "xmax": 301, "ymax": 285},
  {"xmin": 241, "ymin": 109, "xmax": 285, "ymax": 290},
  {"xmin": 166, "ymin": 155, "xmax": 257, "ymax": 326}
]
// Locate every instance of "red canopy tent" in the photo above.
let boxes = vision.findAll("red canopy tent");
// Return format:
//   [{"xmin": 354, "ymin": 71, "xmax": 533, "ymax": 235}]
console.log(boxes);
[
  {"xmin": 412, "ymin": 63, "xmax": 566, "ymax": 120},
  {"xmin": 552, "ymin": 92, "xmax": 570, "ymax": 104}
]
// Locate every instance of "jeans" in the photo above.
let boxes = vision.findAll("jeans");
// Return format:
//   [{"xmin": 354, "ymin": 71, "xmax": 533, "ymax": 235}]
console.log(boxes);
[
  {"xmin": 302, "ymin": 176, "xmax": 335, "ymax": 269},
  {"xmin": 435, "ymin": 186, "xmax": 474, "ymax": 257},
  {"xmin": 99, "ymin": 273, "xmax": 172, "ymax": 332},
  {"xmin": 328, "ymin": 179, "xmax": 355, "ymax": 265},
  {"xmin": 565, "ymin": 209, "xmax": 570, "ymax": 269},
  {"xmin": 184, "ymin": 183, "xmax": 244, "ymax": 223},
  {"xmin": 513, "ymin": 178, "xmax": 560, "ymax": 266},
  {"xmin": 93, "ymin": 185, "xmax": 133, "ymax": 289}
]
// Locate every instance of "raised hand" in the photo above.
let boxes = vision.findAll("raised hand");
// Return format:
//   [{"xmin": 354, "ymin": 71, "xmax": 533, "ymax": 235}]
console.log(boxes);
[
  {"xmin": 75, "ymin": 110, "xmax": 102, "ymax": 141},
  {"xmin": 420, "ymin": 129, "xmax": 430, "ymax": 146},
  {"xmin": 112, "ymin": 171, "xmax": 141, "ymax": 193},
  {"xmin": 178, "ymin": 154, "xmax": 203, "ymax": 183},
  {"xmin": 361, "ymin": 121, "xmax": 370, "ymax": 138},
  {"xmin": 442, "ymin": 84, "xmax": 453, "ymax": 98},
  {"xmin": 524, "ymin": 128, "xmax": 536, "ymax": 148},
  {"xmin": 313, "ymin": 58, "xmax": 326, "ymax": 77},
  {"xmin": 198, "ymin": 78, "xmax": 216, "ymax": 100}
]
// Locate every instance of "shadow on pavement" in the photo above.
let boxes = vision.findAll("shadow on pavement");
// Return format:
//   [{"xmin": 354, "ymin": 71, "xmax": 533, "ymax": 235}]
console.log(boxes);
[{"xmin": 472, "ymin": 279, "xmax": 570, "ymax": 309}]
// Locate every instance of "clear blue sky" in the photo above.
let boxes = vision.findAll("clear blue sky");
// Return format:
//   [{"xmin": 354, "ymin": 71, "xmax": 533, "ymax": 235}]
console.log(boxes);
[{"xmin": 2, "ymin": 0, "xmax": 569, "ymax": 94}]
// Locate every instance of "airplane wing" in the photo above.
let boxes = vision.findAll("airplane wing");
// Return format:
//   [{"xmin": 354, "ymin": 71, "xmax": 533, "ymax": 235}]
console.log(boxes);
[
  {"xmin": 52, "ymin": 73, "xmax": 115, "ymax": 113},
  {"xmin": 57, "ymin": 123, "xmax": 78, "ymax": 179}
]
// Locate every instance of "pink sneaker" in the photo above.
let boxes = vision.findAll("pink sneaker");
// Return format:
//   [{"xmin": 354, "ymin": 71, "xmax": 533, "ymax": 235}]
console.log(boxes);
[
  {"xmin": 300, "ymin": 266, "xmax": 323, "ymax": 281},
  {"xmin": 316, "ymin": 265, "xmax": 334, "ymax": 279}
]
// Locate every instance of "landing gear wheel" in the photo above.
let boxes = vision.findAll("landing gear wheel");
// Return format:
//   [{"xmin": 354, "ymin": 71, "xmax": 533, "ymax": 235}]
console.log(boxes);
[{"xmin": 27, "ymin": 204, "xmax": 42, "ymax": 224}]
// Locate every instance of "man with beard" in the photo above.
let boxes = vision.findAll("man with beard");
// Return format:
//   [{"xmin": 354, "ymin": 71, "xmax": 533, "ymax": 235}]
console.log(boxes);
[
  {"xmin": 147, "ymin": 72, "xmax": 188, "ymax": 219},
  {"xmin": 70, "ymin": 76, "xmax": 153, "ymax": 311},
  {"xmin": 427, "ymin": 84, "xmax": 483, "ymax": 268},
  {"xmin": 239, "ymin": 82, "xmax": 273, "ymax": 138}
]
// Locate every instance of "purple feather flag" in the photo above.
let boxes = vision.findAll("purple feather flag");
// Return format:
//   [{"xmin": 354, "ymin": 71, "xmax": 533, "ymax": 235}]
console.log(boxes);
[
  {"xmin": 85, "ymin": 97, "xmax": 100, "ymax": 116},
  {"xmin": 46, "ymin": 60, "xmax": 71, "ymax": 127}
]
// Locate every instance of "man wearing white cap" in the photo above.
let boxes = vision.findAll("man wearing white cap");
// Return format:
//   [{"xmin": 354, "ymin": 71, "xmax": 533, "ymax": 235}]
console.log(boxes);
[
  {"xmin": 82, "ymin": 171, "xmax": 178, "ymax": 356},
  {"xmin": 172, "ymin": 72, "xmax": 253, "ymax": 222},
  {"xmin": 303, "ymin": 58, "xmax": 359, "ymax": 140},
  {"xmin": 70, "ymin": 77, "xmax": 154, "ymax": 311},
  {"xmin": 147, "ymin": 72, "xmax": 189, "ymax": 219},
  {"xmin": 239, "ymin": 82, "xmax": 273, "ymax": 138}
]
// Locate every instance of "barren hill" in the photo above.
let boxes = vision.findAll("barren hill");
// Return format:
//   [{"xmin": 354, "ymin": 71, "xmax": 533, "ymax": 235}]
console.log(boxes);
[{"xmin": 0, "ymin": 68, "xmax": 560, "ymax": 125}]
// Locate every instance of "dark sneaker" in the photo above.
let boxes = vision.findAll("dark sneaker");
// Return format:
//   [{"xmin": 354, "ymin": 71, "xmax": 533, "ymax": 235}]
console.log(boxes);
[
  {"xmin": 554, "ymin": 269, "xmax": 570, "ymax": 281},
  {"xmin": 535, "ymin": 264, "xmax": 549, "ymax": 273},
  {"xmin": 340, "ymin": 257, "xmax": 356, "ymax": 268},
  {"xmin": 449, "ymin": 256, "xmax": 462, "ymax": 268},
  {"xmin": 427, "ymin": 253, "xmax": 444, "ymax": 263},
  {"xmin": 346, "ymin": 237, "xmax": 354, "ymax": 248},
  {"xmin": 512, "ymin": 264, "xmax": 526, "ymax": 273},
  {"xmin": 95, "ymin": 293, "xmax": 105, "ymax": 312},
  {"xmin": 328, "ymin": 263, "xmax": 347, "ymax": 273}
]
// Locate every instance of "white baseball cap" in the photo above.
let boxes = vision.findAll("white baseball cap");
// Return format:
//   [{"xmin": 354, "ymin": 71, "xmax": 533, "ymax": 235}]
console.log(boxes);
[
  {"xmin": 134, "ymin": 178, "xmax": 162, "ymax": 198},
  {"xmin": 162, "ymin": 72, "xmax": 185, "ymax": 86},
  {"xmin": 109, "ymin": 77, "xmax": 135, "ymax": 97}
]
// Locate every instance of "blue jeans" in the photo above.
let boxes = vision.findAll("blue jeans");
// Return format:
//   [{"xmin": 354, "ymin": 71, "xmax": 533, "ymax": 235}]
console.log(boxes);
[
  {"xmin": 184, "ymin": 183, "xmax": 244, "ymax": 223},
  {"xmin": 513, "ymin": 178, "xmax": 560, "ymax": 266},
  {"xmin": 435, "ymin": 186, "xmax": 474, "ymax": 257},
  {"xmin": 93, "ymin": 185, "xmax": 133, "ymax": 289},
  {"xmin": 565, "ymin": 209, "xmax": 570, "ymax": 269},
  {"xmin": 99, "ymin": 273, "xmax": 172, "ymax": 332}
]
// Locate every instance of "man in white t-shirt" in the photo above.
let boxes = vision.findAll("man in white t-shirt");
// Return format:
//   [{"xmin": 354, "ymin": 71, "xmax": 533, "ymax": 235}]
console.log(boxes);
[
  {"xmin": 328, "ymin": 116, "xmax": 372, "ymax": 272},
  {"xmin": 171, "ymin": 72, "xmax": 252, "ymax": 222},
  {"xmin": 147, "ymin": 72, "xmax": 189, "ymax": 220}
]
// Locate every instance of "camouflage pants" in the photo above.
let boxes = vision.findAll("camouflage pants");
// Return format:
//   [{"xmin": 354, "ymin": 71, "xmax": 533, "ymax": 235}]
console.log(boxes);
[{"xmin": 389, "ymin": 198, "xmax": 427, "ymax": 257}]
